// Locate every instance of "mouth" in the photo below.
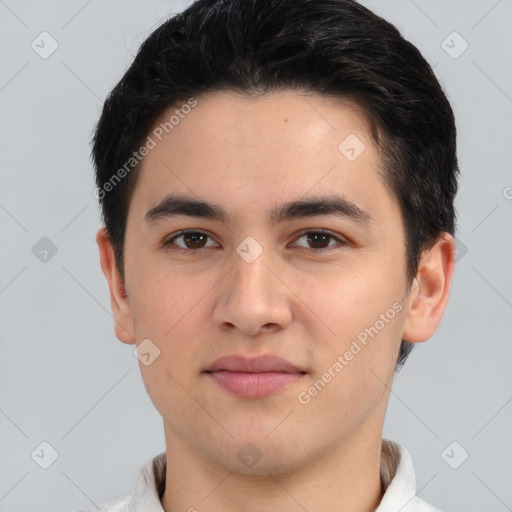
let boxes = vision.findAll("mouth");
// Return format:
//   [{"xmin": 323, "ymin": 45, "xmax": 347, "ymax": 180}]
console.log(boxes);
[{"xmin": 203, "ymin": 354, "xmax": 307, "ymax": 398}]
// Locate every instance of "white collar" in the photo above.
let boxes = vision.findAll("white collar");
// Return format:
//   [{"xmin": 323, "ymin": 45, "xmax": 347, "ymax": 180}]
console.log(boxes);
[{"xmin": 376, "ymin": 439, "xmax": 441, "ymax": 511}]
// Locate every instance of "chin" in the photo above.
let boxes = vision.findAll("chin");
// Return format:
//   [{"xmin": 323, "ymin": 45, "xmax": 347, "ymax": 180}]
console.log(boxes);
[
  {"xmin": 231, "ymin": 451, "xmax": 306, "ymax": 477},
  {"xmin": 208, "ymin": 432, "xmax": 311, "ymax": 476}
]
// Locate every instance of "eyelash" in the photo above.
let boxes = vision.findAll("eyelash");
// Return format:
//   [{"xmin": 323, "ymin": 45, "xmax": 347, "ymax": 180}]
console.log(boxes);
[{"xmin": 163, "ymin": 229, "xmax": 347, "ymax": 254}]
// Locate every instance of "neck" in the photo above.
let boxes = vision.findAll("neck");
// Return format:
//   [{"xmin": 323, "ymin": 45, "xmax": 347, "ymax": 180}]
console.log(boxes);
[{"xmin": 161, "ymin": 423, "xmax": 385, "ymax": 512}]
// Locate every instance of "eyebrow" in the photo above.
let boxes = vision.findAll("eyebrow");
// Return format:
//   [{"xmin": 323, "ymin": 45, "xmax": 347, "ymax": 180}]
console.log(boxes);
[{"xmin": 144, "ymin": 193, "xmax": 373, "ymax": 227}]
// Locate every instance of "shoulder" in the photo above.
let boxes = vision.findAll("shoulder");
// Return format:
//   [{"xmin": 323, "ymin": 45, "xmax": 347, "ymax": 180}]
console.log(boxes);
[
  {"xmin": 376, "ymin": 439, "xmax": 443, "ymax": 512},
  {"xmin": 72, "ymin": 452, "xmax": 166, "ymax": 512}
]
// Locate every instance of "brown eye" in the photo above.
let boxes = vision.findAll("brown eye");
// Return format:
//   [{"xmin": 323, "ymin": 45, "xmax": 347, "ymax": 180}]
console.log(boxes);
[
  {"xmin": 293, "ymin": 230, "xmax": 346, "ymax": 252},
  {"xmin": 182, "ymin": 232, "xmax": 208, "ymax": 249},
  {"xmin": 306, "ymin": 232, "xmax": 331, "ymax": 249},
  {"xmin": 164, "ymin": 231, "xmax": 218, "ymax": 252}
]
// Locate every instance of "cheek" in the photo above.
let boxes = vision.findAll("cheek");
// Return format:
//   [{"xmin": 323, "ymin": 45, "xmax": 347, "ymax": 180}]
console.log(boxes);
[
  {"xmin": 139, "ymin": 356, "xmax": 209, "ymax": 440},
  {"xmin": 300, "ymin": 307, "xmax": 404, "ymax": 429},
  {"xmin": 294, "ymin": 260, "xmax": 405, "ymax": 383},
  {"xmin": 128, "ymin": 267, "xmax": 209, "ymax": 400},
  {"xmin": 129, "ymin": 259, "xmax": 213, "ymax": 335},
  {"xmin": 291, "ymin": 258, "xmax": 401, "ymax": 334}
]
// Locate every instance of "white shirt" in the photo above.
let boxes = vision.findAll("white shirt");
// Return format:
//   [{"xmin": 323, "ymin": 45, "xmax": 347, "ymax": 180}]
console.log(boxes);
[{"xmin": 76, "ymin": 439, "xmax": 441, "ymax": 512}]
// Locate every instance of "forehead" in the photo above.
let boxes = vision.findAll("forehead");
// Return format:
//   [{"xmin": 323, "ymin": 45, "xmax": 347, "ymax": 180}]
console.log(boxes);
[{"xmin": 126, "ymin": 90, "xmax": 398, "ymax": 230}]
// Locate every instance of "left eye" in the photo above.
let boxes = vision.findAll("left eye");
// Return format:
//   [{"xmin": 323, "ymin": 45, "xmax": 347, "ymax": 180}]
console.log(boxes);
[
  {"xmin": 294, "ymin": 230, "xmax": 345, "ymax": 251},
  {"xmin": 164, "ymin": 230, "xmax": 345, "ymax": 253}
]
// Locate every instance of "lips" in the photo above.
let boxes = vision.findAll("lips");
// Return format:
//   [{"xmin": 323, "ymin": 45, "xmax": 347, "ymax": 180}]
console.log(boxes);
[
  {"xmin": 204, "ymin": 354, "xmax": 307, "ymax": 398},
  {"xmin": 204, "ymin": 354, "xmax": 305, "ymax": 374}
]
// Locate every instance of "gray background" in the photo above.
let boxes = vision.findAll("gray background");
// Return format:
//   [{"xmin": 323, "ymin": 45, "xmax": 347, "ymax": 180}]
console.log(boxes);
[{"xmin": 0, "ymin": 1, "xmax": 511, "ymax": 511}]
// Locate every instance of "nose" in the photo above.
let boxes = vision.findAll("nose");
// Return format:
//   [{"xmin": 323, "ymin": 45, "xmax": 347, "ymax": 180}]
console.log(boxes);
[{"xmin": 212, "ymin": 241, "xmax": 293, "ymax": 336}]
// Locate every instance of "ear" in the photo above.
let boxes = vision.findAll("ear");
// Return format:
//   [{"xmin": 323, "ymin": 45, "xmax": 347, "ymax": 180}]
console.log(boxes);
[
  {"xmin": 96, "ymin": 227, "xmax": 136, "ymax": 345},
  {"xmin": 402, "ymin": 233, "xmax": 456, "ymax": 343}
]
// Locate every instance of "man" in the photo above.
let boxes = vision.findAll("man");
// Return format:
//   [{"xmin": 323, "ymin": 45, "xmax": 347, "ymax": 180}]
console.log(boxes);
[{"xmin": 88, "ymin": 0, "xmax": 459, "ymax": 510}]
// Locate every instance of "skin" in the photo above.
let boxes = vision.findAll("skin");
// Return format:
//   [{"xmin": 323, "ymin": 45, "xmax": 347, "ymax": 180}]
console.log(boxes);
[{"xmin": 97, "ymin": 90, "xmax": 455, "ymax": 512}]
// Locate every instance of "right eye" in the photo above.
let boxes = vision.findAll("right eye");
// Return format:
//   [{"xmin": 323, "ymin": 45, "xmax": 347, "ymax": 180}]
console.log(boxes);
[{"xmin": 163, "ymin": 230, "xmax": 220, "ymax": 253}]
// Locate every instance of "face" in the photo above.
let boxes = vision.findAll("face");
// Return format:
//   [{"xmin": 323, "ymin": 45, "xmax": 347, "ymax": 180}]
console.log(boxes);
[{"xmin": 103, "ymin": 90, "xmax": 417, "ymax": 474}]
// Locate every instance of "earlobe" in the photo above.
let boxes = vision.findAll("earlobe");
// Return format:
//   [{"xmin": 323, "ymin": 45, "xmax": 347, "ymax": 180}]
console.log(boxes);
[
  {"xmin": 96, "ymin": 227, "xmax": 136, "ymax": 345},
  {"xmin": 401, "ymin": 233, "xmax": 456, "ymax": 343}
]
